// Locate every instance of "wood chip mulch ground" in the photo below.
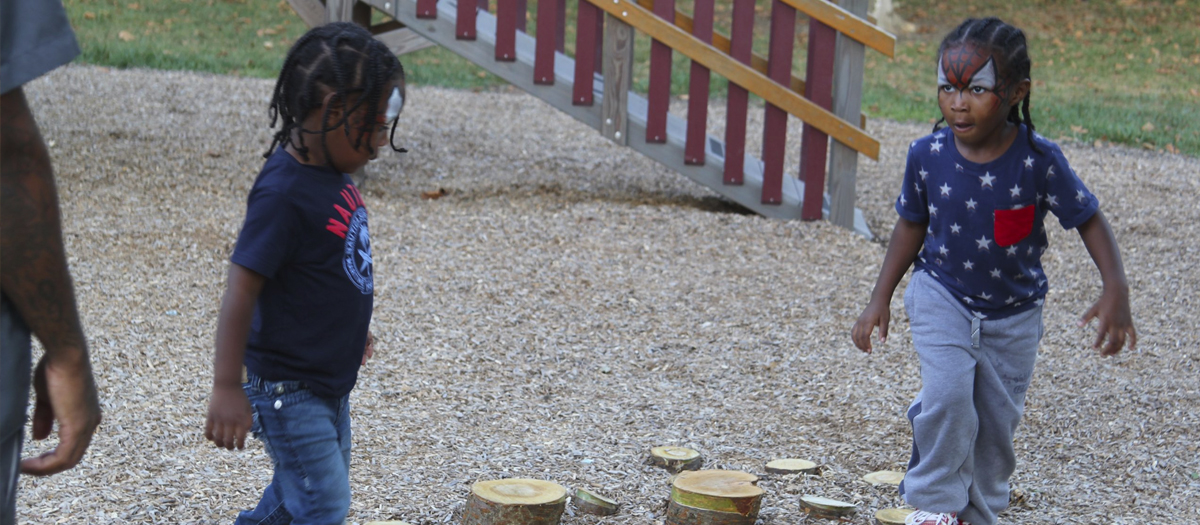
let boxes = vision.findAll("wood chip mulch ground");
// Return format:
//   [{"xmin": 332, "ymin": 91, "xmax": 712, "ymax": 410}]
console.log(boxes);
[{"xmin": 15, "ymin": 65, "xmax": 1200, "ymax": 524}]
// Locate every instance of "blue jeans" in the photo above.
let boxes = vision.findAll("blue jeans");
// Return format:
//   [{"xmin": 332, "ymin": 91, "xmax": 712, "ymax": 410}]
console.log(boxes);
[{"xmin": 237, "ymin": 373, "xmax": 352, "ymax": 525}]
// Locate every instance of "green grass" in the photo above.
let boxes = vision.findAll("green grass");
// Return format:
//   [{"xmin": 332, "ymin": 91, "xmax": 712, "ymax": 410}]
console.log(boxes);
[{"xmin": 64, "ymin": 0, "xmax": 1200, "ymax": 155}]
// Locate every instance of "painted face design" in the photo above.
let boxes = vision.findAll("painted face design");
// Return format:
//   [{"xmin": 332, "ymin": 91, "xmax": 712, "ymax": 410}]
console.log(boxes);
[
  {"xmin": 938, "ymin": 44, "xmax": 1001, "ymax": 96},
  {"xmin": 385, "ymin": 87, "xmax": 404, "ymax": 122}
]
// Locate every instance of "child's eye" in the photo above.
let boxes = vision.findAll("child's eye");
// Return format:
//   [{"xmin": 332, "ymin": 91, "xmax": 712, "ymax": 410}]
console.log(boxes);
[
  {"xmin": 940, "ymin": 84, "xmax": 956, "ymax": 93},
  {"xmin": 970, "ymin": 86, "xmax": 989, "ymax": 95}
]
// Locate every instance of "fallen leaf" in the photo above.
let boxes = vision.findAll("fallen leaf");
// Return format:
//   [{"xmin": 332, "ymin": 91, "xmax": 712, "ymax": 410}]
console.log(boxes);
[
  {"xmin": 476, "ymin": 71, "xmax": 487, "ymax": 79},
  {"xmin": 421, "ymin": 188, "xmax": 449, "ymax": 200},
  {"xmin": 118, "ymin": 30, "xmax": 136, "ymax": 42},
  {"xmin": 1165, "ymin": 144, "xmax": 1179, "ymax": 154},
  {"xmin": 1070, "ymin": 125, "xmax": 1088, "ymax": 135},
  {"xmin": 1141, "ymin": 122, "xmax": 1155, "ymax": 132},
  {"xmin": 205, "ymin": 150, "xmax": 222, "ymax": 158},
  {"xmin": 263, "ymin": 41, "xmax": 274, "ymax": 49},
  {"xmin": 127, "ymin": 2, "xmax": 140, "ymax": 9},
  {"xmin": 84, "ymin": 11, "xmax": 96, "ymax": 19}
]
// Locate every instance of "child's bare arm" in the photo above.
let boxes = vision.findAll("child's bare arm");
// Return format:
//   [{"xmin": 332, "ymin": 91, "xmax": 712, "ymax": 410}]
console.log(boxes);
[
  {"xmin": 361, "ymin": 330, "xmax": 376, "ymax": 366},
  {"xmin": 204, "ymin": 263, "xmax": 266, "ymax": 450},
  {"xmin": 1076, "ymin": 210, "xmax": 1136, "ymax": 356},
  {"xmin": 852, "ymin": 217, "xmax": 927, "ymax": 353}
]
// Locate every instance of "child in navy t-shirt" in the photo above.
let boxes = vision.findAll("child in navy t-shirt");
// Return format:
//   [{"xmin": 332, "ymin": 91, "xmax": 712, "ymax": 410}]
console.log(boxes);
[{"xmin": 203, "ymin": 22, "xmax": 408, "ymax": 524}]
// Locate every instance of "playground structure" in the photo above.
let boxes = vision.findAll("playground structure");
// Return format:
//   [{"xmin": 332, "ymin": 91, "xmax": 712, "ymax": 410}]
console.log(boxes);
[{"xmin": 289, "ymin": 0, "xmax": 894, "ymax": 237}]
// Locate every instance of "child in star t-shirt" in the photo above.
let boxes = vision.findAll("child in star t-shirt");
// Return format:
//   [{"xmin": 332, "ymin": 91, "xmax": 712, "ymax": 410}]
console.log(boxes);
[{"xmin": 851, "ymin": 17, "xmax": 1136, "ymax": 525}]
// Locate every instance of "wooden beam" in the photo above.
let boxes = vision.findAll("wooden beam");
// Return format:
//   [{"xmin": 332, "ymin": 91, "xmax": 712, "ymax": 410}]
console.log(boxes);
[
  {"xmin": 601, "ymin": 13, "xmax": 634, "ymax": 146},
  {"xmin": 586, "ymin": 0, "xmax": 878, "ymax": 159},
  {"xmin": 288, "ymin": 0, "xmax": 326, "ymax": 27},
  {"xmin": 778, "ymin": 0, "xmax": 894, "ymax": 57},
  {"xmin": 827, "ymin": 0, "xmax": 869, "ymax": 234},
  {"xmin": 375, "ymin": 26, "xmax": 437, "ymax": 55}
]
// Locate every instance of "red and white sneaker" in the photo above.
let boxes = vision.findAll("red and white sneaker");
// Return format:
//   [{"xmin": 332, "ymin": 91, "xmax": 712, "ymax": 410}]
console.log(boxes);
[{"xmin": 905, "ymin": 510, "xmax": 959, "ymax": 525}]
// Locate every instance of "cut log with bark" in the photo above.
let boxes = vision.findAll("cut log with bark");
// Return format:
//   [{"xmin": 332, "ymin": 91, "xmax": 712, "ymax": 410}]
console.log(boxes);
[
  {"xmin": 764, "ymin": 458, "xmax": 818, "ymax": 475},
  {"xmin": 799, "ymin": 495, "xmax": 856, "ymax": 520},
  {"xmin": 572, "ymin": 487, "xmax": 620, "ymax": 516},
  {"xmin": 874, "ymin": 508, "xmax": 914, "ymax": 525},
  {"xmin": 649, "ymin": 446, "xmax": 703, "ymax": 472},
  {"xmin": 665, "ymin": 470, "xmax": 763, "ymax": 525},
  {"xmin": 862, "ymin": 470, "xmax": 904, "ymax": 486},
  {"xmin": 462, "ymin": 479, "xmax": 567, "ymax": 525}
]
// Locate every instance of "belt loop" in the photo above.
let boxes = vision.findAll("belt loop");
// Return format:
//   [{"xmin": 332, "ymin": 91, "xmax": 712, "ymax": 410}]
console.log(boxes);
[{"xmin": 971, "ymin": 316, "xmax": 982, "ymax": 350}]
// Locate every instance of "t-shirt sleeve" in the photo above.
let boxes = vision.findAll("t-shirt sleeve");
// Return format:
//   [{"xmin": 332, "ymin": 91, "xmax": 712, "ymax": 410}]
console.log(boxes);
[
  {"xmin": 895, "ymin": 142, "xmax": 930, "ymax": 223},
  {"xmin": 1043, "ymin": 146, "xmax": 1098, "ymax": 230},
  {"xmin": 231, "ymin": 189, "xmax": 300, "ymax": 278}
]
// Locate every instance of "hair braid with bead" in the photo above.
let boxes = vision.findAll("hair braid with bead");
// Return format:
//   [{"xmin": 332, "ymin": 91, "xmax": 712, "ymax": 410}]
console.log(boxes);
[
  {"xmin": 932, "ymin": 17, "xmax": 1041, "ymax": 153},
  {"xmin": 264, "ymin": 22, "xmax": 406, "ymax": 163}
]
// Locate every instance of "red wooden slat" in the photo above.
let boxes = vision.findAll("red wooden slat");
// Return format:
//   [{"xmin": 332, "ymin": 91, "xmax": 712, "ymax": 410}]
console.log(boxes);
[
  {"xmin": 457, "ymin": 0, "xmax": 477, "ymax": 39},
  {"xmin": 416, "ymin": 0, "xmax": 437, "ymax": 19},
  {"xmin": 645, "ymin": 0, "xmax": 675, "ymax": 143},
  {"xmin": 685, "ymin": 0, "xmax": 715, "ymax": 165},
  {"xmin": 516, "ymin": 0, "xmax": 526, "ymax": 31},
  {"xmin": 573, "ymin": 0, "xmax": 601, "ymax": 105},
  {"xmin": 593, "ymin": 13, "xmax": 603, "ymax": 74},
  {"xmin": 496, "ymin": 0, "xmax": 517, "ymax": 61},
  {"xmin": 722, "ymin": 0, "xmax": 754, "ymax": 184},
  {"xmin": 800, "ymin": 19, "xmax": 837, "ymax": 219},
  {"xmin": 556, "ymin": 0, "xmax": 567, "ymax": 52},
  {"xmin": 533, "ymin": 0, "xmax": 558, "ymax": 84},
  {"xmin": 761, "ymin": 0, "xmax": 795, "ymax": 204}
]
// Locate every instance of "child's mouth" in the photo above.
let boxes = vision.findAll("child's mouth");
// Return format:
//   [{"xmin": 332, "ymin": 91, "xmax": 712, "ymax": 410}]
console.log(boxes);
[{"xmin": 952, "ymin": 122, "xmax": 974, "ymax": 132}]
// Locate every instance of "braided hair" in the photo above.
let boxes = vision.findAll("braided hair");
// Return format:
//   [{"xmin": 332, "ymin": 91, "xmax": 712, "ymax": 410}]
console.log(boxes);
[
  {"xmin": 933, "ymin": 17, "xmax": 1040, "ymax": 153},
  {"xmin": 265, "ymin": 22, "xmax": 406, "ymax": 163}
]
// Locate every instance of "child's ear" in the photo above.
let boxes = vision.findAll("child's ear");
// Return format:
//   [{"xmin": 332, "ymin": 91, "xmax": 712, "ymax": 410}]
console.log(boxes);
[
  {"xmin": 1009, "ymin": 79, "xmax": 1032, "ymax": 106},
  {"xmin": 319, "ymin": 91, "xmax": 346, "ymax": 121}
]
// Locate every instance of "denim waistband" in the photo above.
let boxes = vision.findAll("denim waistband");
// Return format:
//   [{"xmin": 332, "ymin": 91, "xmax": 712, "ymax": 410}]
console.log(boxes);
[{"xmin": 244, "ymin": 370, "xmax": 309, "ymax": 395}]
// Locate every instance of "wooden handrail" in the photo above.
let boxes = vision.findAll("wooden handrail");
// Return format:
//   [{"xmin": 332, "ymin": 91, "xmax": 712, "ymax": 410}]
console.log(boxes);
[
  {"xmin": 781, "ymin": 0, "xmax": 894, "ymax": 57},
  {"xmin": 589, "ymin": 0, "xmax": 879, "ymax": 159}
]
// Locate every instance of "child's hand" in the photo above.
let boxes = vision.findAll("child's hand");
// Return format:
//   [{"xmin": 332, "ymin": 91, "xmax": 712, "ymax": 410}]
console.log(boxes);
[
  {"xmin": 852, "ymin": 299, "xmax": 891, "ymax": 354},
  {"xmin": 1079, "ymin": 285, "xmax": 1137, "ymax": 356},
  {"xmin": 204, "ymin": 384, "xmax": 252, "ymax": 450},
  {"xmin": 361, "ymin": 330, "xmax": 376, "ymax": 366}
]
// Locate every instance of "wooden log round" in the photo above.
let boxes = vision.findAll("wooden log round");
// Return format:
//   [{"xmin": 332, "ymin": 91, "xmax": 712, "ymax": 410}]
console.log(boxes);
[
  {"xmin": 799, "ymin": 495, "xmax": 856, "ymax": 520},
  {"xmin": 665, "ymin": 470, "xmax": 763, "ymax": 525},
  {"xmin": 862, "ymin": 470, "xmax": 904, "ymax": 486},
  {"xmin": 874, "ymin": 508, "xmax": 914, "ymax": 525},
  {"xmin": 764, "ymin": 458, "xmax": 818, "ymax": 475},
  {"xmin": 572, "ymin": 488, "xmax": 619, "ymax": 516},
  {"xmin": 462, "ymin": 479, "xmax": 567, "ymax": 525},
  {"xmin": 649, "ymin": 446, "xmax": 703, "ymax": 473}
]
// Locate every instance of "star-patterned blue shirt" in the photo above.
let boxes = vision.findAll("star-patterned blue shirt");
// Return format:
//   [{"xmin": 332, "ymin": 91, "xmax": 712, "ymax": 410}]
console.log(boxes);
[{"xmin": 896, "ymin": 124, "xmax": 1098, "ymax": 319}]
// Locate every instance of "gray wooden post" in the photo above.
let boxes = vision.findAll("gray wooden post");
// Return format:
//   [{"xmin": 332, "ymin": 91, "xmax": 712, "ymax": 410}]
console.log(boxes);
[
  {"xmin": 601, "ymin": 13, "xmax": 633, "ymax": 146},
  {"xmin": 827, "ymin": 0, "xmax": 868, "ymax": 234}
]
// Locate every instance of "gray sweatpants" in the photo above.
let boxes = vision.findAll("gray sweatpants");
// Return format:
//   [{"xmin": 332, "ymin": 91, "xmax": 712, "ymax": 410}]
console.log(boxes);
[{"xmin": 899, "ymin": 271, "xmax": 1042, "ymax": 525}]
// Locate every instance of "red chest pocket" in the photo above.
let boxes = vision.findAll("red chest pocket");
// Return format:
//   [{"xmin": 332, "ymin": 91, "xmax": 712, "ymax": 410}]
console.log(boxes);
[{"xmin": 994, "ymin": 205, "xmax": 1035, "ymax": 247}]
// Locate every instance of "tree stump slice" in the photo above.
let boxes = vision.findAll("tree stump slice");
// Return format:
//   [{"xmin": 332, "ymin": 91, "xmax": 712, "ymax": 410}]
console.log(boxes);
[
  {"xmin": 764, "ymin": 458, "xmax": 818, "ymax": 475},
  {"xmin": 573, "ymin": 488, "xmax": 619, "ymax": 516},
  {"xmin": 650, "ymin": 446, "xmax": 703, "ymax": 473},
  {"xmin": 462, "ymin": 479, "xmax": 567, "ymax": 525},
  {"xmin": 799, "ymin": 495, "xmax": 856, "ymax": 520},
  {"xmin": 874, "ymin": 508, "xmax": 914, "ymax": 525},
  {"xmin": 862, "ymin": 470, "xmax": 904, "ymax": 486},
  {"xmin": 665, "ymin": 470, "xmax": 763, "ymax": 525}
]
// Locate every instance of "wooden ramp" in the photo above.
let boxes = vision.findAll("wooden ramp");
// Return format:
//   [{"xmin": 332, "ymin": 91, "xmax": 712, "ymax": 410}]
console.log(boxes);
[{"xmin": 294, "ymin": 0, "xmax": 893, "ymax": 238}]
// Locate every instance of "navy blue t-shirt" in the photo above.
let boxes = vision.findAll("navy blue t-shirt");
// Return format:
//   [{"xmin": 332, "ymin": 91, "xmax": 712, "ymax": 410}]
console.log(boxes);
[
  {"xmin": 896, "ymin": 125, "xmax": 1098, "ymax": 319},
  {"xmin": 232, "ymin": 148, "xmax": 374, "ymax": 398}
]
